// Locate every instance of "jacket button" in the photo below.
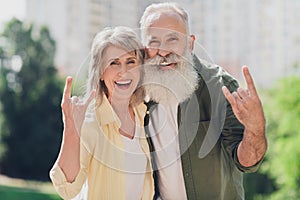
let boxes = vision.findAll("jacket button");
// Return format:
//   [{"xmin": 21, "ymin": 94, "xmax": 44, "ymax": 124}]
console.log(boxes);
[{"xmin": 186, "ymin": 173, "xmax": 189, "ymax": 177}]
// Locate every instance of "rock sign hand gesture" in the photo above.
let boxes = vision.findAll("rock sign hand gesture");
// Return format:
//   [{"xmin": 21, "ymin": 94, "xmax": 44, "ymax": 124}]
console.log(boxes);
[
  {"xmin": 222, "ymin": 66, "xmax": 265, "ymax": 136},
  {"xmin": 61, "ymin": 76, "xmax": 95, "ymax": 136}
]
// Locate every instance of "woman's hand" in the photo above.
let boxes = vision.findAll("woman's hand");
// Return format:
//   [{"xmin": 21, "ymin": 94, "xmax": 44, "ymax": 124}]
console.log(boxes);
[{"xmin": 61, "ymin": 76, "xmax": 95, "ymax": 135}]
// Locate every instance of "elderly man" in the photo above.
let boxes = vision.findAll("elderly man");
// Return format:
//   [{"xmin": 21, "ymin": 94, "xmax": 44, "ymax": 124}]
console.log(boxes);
[{"xmin": 140, "ymin": 2, "xmax": 267, "ymax": 200}]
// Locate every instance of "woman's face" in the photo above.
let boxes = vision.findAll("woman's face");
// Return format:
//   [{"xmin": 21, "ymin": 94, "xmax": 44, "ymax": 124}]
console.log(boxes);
[{"xmin": 101, "ymin": 45, "xmax": 141, "ymax": 102}]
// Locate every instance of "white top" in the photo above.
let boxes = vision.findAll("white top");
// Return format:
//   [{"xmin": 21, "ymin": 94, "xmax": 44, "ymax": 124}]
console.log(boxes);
[
  {"xmin": 148, "ymin": 102, "xmax": 188, "ymax": 200},
  {"xmin": 121, "ymin": 126, "xmax": 147, "ymax": 200}
]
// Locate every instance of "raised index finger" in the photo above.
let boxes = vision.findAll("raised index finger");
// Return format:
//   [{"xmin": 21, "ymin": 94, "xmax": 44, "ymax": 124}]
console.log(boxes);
[
  {"xmin": 243, "ymin": 66, "xmax": 258, "ymax": 96},
  {"xmin": 63, "ymin": 76, "xmax": 73, "ymax": 99}
]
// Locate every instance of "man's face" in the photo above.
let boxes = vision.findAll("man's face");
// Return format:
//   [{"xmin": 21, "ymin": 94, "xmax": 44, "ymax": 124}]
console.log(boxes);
[
  {"xmin": 144, "ymin": 12, "xmax": 190, "ymax": 70},
  {"xmin": 142, "ymin": 12, "xmax": 198, "ymax": 104}
]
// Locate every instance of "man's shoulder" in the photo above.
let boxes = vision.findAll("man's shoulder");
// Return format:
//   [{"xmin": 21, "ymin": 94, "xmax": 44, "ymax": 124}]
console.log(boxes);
[{"xmin": 193, "ymin": 54, "xmax": 239, "ymax": 91}]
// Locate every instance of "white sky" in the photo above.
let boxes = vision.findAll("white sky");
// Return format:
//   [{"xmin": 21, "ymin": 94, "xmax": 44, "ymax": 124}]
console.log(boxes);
[{"xmin": 0, "ymin": 0, "xmax": 25, "ymax": 29}]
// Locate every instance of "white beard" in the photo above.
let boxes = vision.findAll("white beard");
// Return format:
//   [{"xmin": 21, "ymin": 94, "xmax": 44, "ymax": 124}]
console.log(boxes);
[{"xmin": 143, "ymin": 52, "xmax": 198, "ymax": 104}]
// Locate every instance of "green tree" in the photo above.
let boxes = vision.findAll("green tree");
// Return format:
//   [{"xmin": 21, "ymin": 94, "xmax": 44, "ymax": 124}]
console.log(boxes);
[
  {"xmin": 244, "ymin": 171, "xmax": 276, "ymax": 200},
  {"xmin": 259, "ymin": 75, "xmax": 300, "ymax": 199},
  {"xmin": 0, "ymin": 18, "xmax": 63, "ymax": 181}
]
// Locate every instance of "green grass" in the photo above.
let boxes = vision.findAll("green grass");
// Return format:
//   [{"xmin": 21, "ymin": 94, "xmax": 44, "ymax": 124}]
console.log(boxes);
[{"xmin": 0, "ymin": 185, "xmax": 62, "ymax": 200}]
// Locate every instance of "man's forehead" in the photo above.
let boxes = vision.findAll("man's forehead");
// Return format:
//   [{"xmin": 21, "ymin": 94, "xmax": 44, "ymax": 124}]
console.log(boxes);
[
  {"xmin": 146, "ymin": 12, "xmax": 187, "ymax": 35},
  {"xmin": 147, "ymin": 29, "xmax": 184, "ymax": 39}
]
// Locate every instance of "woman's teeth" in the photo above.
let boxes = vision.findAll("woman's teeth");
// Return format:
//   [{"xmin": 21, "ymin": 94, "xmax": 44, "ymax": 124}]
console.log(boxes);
[{"xmin": 115, "ymin": 80, "xmax": 132, "ymax": 86}]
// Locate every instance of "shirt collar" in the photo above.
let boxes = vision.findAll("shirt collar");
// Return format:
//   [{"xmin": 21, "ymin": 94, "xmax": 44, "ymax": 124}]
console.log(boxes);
[
  {"xmin": 95, "ymin": 95, "xmax": 121, "ymax": 127},
  {"xmin": 95, "ymin": 94, "xmax": 146, "ymax": 127}
]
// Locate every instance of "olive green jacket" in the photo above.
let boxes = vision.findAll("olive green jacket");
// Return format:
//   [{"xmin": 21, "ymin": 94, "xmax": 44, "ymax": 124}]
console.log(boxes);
[{"xmin": 145, "ymin": 55, "xmax": 262, "ymax": 200}]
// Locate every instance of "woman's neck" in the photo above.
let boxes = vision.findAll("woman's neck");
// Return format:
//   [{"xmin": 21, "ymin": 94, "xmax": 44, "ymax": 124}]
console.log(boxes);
[
  {"xmin": 110, "ymin": 97, "xmax": 130, "ymax": 113},
  {"xmin": 109, "ymin": 97, "xmax": 135, "ymax": 139}
]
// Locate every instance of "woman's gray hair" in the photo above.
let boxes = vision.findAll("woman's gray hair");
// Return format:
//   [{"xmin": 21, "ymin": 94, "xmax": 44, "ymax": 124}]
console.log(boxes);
[
  {"xmin": 139, "ymin": 2, "xmax": 190, "ymax": 45},
  {"xmin": 86, "ymin": 26, "xmax": 145, "ymax": 106}
]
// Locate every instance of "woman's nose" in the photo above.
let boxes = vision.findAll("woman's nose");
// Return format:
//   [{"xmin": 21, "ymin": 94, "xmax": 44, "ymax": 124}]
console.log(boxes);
[{"xmin": 118, "ymin": 63, "xmax": 128, "ymax": 75}]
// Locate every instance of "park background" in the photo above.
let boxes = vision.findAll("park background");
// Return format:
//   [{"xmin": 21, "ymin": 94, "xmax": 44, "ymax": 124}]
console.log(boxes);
[{"xmin": 0, "ymin": 0, "xmax": 299, "ymax": 199}]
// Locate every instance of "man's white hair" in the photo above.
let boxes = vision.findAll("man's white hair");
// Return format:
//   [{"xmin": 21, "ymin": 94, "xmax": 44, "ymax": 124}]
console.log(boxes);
[{"xmin": 139, "ymin": 2, "xmax": 191, "ymax": 45}]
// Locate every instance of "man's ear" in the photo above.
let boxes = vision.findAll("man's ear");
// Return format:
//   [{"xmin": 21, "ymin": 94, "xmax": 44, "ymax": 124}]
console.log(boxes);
[{"xmin": 189, "ymin": 35, "xmax": 195, "ymax": 51}]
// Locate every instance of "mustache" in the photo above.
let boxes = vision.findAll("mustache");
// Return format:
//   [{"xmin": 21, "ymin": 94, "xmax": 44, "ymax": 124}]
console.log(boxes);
[{"xmin": 145, "ymin": 53, "xmax": 183, "ymax": 66}]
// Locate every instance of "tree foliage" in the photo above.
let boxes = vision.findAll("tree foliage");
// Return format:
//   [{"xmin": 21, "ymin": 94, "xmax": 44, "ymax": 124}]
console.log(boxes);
[
  {"xmin": 0, "ymin": 18, "xmax": 63, "ymax": 181},
  {"xmin": 259, "ymin": 75, "xmax": 300, "ymax": 199}
]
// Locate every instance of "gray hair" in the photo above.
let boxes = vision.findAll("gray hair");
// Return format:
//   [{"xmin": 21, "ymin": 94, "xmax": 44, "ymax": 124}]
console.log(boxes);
[
  {"xmin": 139, "ymin": 2, "xmax": 190, "ymax": 45},
  {"xmin": 87, "ymin": 26, "xmax": 145, "ymax": 106}
]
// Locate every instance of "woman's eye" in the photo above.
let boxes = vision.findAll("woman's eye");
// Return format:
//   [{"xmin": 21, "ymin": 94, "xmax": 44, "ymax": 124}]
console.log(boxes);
[
  {"xmin": 110, "ymin": 61, "xmax": 119, "ymax": 66},
  {"xmin": 127, "ymin": 59, "xmax": 136, "ymax": 64}
]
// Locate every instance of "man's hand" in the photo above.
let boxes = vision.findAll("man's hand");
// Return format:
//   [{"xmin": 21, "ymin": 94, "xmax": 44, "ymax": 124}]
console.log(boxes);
[{"xmin": 222, "ymin": 66, "xmax": 265, "ymax": 136}]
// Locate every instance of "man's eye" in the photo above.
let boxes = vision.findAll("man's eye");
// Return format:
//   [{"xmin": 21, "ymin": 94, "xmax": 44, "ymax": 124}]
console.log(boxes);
[
  {"xmin": 167, "ymin": 37, "xmax": 178, "ymax": 42},
  {"xmin": 149, "ymin": 40, "xmax": 160, "ymax": 47}
]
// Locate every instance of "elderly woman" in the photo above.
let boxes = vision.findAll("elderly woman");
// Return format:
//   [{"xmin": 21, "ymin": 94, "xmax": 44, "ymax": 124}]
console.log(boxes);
[{"xmin": 49, "ymin": 26, "xmax": 154, "ymax": 200}]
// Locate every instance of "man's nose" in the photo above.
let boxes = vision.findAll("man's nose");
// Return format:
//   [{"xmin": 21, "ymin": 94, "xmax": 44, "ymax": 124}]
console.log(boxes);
[
  {"xmin": 157, "ymin": 48, "xmax": 171, "ymax": 57},
  {"xmin": 147, "ymin": 43, "xmax": 172, "ymax": 58}
]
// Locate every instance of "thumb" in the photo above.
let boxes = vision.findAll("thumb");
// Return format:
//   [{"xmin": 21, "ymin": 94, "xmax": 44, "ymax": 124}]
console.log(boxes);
[{"xmin": 222, "ymin": 86, "xmax": 235, "ymax": 106}]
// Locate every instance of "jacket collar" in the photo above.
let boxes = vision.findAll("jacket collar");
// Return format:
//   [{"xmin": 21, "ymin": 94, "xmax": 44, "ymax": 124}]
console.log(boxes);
[{"xmin": 192, "ymin": 53, "xmax": 205, "ymax": 92}]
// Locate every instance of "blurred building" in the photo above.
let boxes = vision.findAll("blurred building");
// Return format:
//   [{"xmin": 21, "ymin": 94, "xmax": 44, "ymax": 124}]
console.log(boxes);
[
  {"xmin": 26, "ymin": 0, "xmax": 101, "ymax": 75},
  {"xmin": 185, "ymin": 0, "xmax": 300, "ymax": 87},
  {"xmin": 25, "ymin": 0, "xmax": 156, "ymax": 76},
  {"xmin": 25, "ymin": 0, "xmax": 300, "ymax": 87}
]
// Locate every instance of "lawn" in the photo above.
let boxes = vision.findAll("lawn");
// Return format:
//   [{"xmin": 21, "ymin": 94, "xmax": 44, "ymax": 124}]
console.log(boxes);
[
  {"xmin": 0, "ymin": 175, "xmax": 62, "ymax": 200},
  {"xmin": 0, "ymin": 185, "xmax": 61, "ymax": 200}
]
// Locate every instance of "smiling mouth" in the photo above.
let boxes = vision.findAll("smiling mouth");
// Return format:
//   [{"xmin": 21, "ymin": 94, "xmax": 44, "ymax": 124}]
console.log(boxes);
[
  {"xmin": 114, "ymin": 80, "xmax": 132, "ymax": 88},
  {"xmin": 159, "ymin": 61, "xmax": 176, "ymax": 70}
]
